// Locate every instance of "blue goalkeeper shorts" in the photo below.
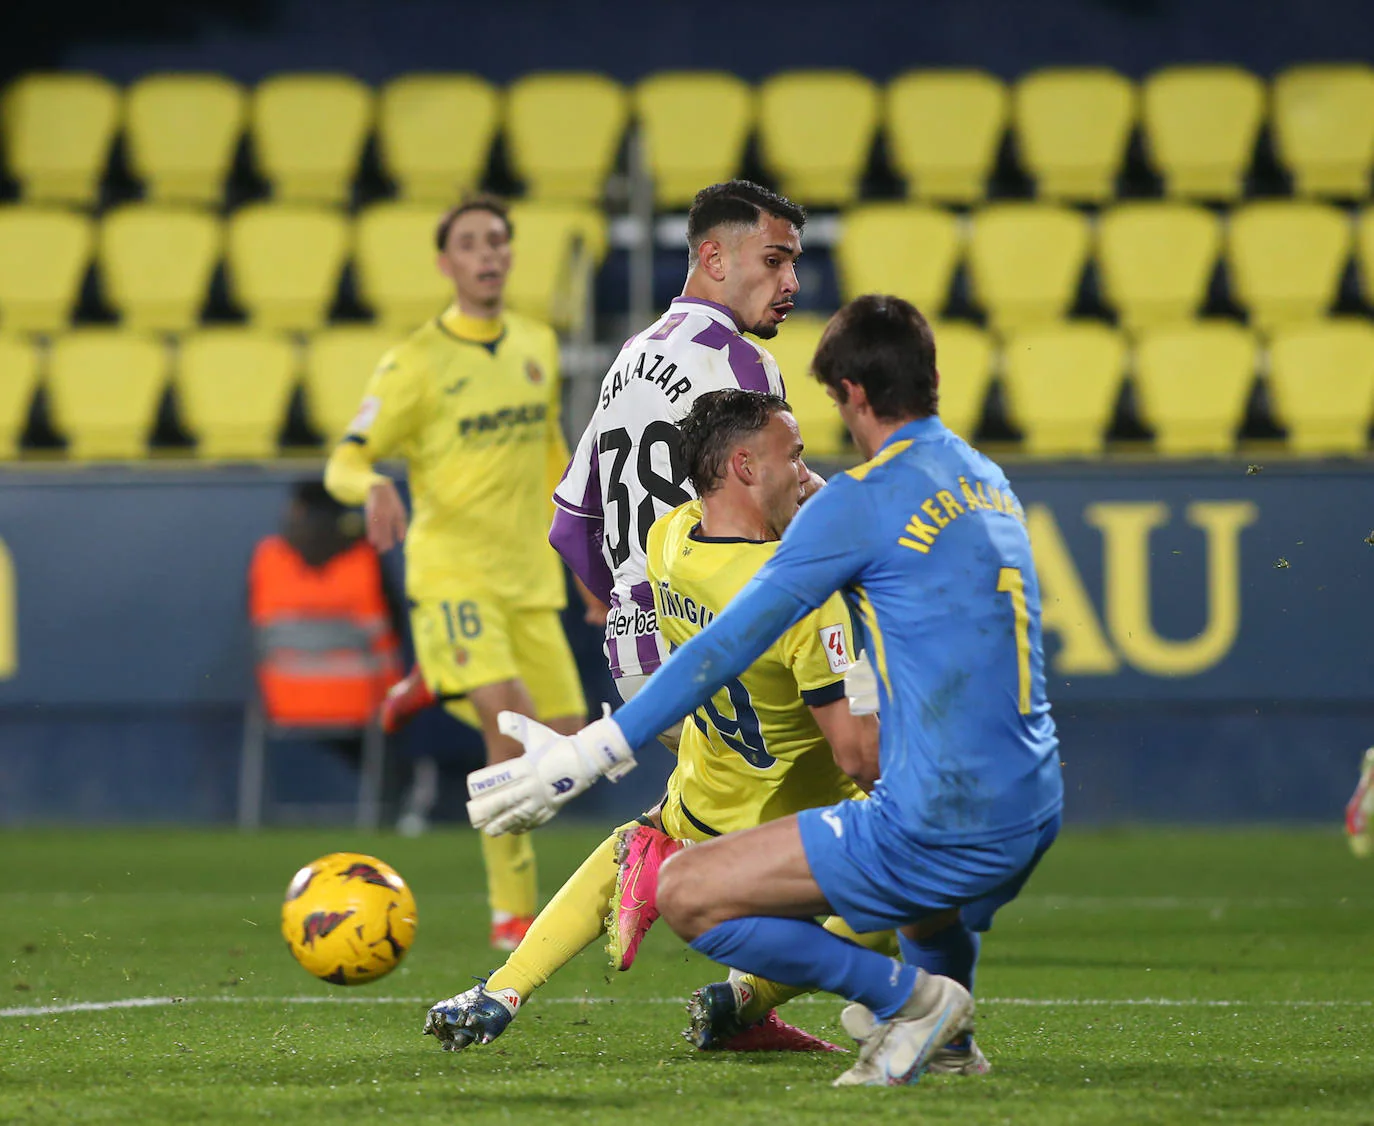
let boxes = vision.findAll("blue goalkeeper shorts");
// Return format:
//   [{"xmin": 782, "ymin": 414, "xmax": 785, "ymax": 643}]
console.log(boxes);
[{"xmin": 796, "ymin": 793, "xmax": 1060, "ymax": 935}]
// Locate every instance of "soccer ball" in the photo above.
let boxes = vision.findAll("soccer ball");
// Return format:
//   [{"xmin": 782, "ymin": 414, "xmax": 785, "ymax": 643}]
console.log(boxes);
[{"xmin": 281, "ymin": 852, "xmax": 418, "ymax": 985}]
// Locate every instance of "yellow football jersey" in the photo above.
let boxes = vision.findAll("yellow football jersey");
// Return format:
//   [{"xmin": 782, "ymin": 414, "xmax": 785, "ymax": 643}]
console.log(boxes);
[
  {"xmin": 344, "ymin": 306, "xmax": 568, "ymax": 608},
  {"xmin": 648, "ymin": 500, "xmax": 864, "ymax": 839}
]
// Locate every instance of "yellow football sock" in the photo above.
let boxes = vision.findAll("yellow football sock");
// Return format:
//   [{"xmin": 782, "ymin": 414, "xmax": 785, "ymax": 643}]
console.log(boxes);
[
  {"xmin": 480, "ymin": 830, "xmax": 538, "ymax": 919},
  {"xmin": 735, "ymin": 917, "xmax": 901, "ymax": 1025},
  {"xmin": 486, "ymin": 824, "xmax": 633, "ymax": 1002}
]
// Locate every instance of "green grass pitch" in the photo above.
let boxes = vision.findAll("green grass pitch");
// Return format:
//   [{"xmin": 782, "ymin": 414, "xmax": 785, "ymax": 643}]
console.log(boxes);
[{"xmin": 2, "ymin": 825, "xmax": 1371, "ymax": 1124}]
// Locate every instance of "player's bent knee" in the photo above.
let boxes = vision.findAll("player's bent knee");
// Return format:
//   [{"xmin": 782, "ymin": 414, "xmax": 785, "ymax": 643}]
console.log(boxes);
[{"xmin": 656, "ymin": 849, "xmax": 714, "ymax": 940}]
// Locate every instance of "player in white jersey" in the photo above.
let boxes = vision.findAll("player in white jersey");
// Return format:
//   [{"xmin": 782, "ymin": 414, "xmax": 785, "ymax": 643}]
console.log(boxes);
[{"xmin": 550, "ymin": 181, "xmax": 807, "ymax": 706}]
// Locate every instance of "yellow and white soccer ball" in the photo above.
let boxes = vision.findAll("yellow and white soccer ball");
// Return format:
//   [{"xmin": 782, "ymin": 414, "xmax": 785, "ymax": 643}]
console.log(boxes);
[{"xmin": 281, "ymin": 852, "xmax": 418, "ymax": 985}]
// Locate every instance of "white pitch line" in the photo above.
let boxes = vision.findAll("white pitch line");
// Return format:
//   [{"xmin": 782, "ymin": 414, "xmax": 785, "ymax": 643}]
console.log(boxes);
[{"xmin": 3, "ymin": 995, "xmax": 1370, "ymax": 1019}]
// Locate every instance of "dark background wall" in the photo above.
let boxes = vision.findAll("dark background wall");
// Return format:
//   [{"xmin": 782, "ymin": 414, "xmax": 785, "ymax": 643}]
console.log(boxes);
[
  {"xmin": 7, "ymin": 0, "xmax": 1374, "ymax": 87},
  {"xmin": 1, "ymin": 461, "xmax": 1369, "ymax": 826}
]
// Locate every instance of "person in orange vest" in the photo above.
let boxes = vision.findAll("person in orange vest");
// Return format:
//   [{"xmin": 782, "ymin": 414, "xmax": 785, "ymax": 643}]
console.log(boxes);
[{"xmin": 248, "ymin": 481, "xmax": 402, "ymax": 730}]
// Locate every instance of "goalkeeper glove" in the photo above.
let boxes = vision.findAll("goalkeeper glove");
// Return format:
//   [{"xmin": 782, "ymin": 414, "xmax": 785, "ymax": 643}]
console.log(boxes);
[
  {"xmin": 465, "ymin": 708, "xmax": 636, "ymax": 836},
  {"xmin": 845, "ymin": 653, "xmax": 880, "ymax": 716}
]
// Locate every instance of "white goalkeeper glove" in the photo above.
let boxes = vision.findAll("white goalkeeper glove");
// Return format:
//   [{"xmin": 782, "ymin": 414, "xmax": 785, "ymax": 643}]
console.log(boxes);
[
  {"xmin": 465, "ymin": 708, "xmax": 636, "ymax": 837},
  {"xmin": 845, "ymin": 653, "xmax": 880, "ymax": 716}
]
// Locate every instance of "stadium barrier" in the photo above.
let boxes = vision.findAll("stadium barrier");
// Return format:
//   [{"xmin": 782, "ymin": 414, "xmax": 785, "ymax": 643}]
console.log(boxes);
[{"xmin": 0, "ymin": 461, "xmax": 1369, "ymax": 825}]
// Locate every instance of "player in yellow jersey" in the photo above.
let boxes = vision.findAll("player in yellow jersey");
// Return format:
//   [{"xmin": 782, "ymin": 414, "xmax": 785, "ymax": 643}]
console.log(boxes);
[
  {"xmin": 424, "ymin": 389, "xmax": 898, "ymax": 1056},
  {"xmin": 324, "ymin": 195, "xmax": 587, "ymax": 951}
]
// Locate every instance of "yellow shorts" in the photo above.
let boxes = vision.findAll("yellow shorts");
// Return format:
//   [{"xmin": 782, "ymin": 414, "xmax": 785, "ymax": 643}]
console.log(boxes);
[{"xmin": 410, "ymin": 596, "xmax": 587, "ymax": 726}]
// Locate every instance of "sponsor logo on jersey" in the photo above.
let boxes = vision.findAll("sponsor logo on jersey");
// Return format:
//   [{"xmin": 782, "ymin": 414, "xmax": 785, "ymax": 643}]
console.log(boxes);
[
  {"xmin": 300, "ymin": 909, "xmax": 355, "ymax": 947},
  {"xmin": 525, "ymin": 359, "xmax": 544, "ymax": 384},
  {"xmin": 819, "ymin": 624, "xmax": 851, "ymax": 674},
  {"xmin": 456, "ymin": 402, "xmax": 547, "ymax": 438},
  {"xmin": 607, "ymin": 602, "xmax": 658, "ymax": 638},
  {"xmin": 443, "ymin": 378, "xmax": 469, "ymax": 395}
]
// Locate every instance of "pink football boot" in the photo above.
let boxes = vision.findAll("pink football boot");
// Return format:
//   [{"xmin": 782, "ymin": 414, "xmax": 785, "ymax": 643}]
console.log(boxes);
[{"xmin": 605, "ymin": 824, "xmax": 685, "ymax": 970}]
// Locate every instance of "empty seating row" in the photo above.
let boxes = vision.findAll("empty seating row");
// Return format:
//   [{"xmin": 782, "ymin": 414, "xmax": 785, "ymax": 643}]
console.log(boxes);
[
  {"xmin": 5, "ymin": 63, "xmax": 1374, "ymax": 212},
  {"xmin": 766, "ymin": 316, "xmax": 1374, "ymax": 457},
  {"xmin": 0, "ymin": 326, "xmax": 398, "ymax": 459},
  {"xmin": 0, "ymin": 200, "xmax": 606, "ymax": 333},
  {"xmin": 3, "ymin": 320, "xmax": 1370, "ymax": 462},
  {"xmin": 837, "ymin": 200, "xmax": 1372, "ymax": 331},
  {"xmin": 3, "ymin": 199, "xmax": 1368, "ymax": 338}
]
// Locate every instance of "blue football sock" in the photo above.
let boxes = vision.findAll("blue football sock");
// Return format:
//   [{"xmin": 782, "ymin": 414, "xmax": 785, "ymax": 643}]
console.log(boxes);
[
  {"xmin": 898, "ymin": 919, "xmax": 980, "ymax": 994},
  {"xmin": 690, "ymin": 915, "xmax": 918, "ymax": 1020}
]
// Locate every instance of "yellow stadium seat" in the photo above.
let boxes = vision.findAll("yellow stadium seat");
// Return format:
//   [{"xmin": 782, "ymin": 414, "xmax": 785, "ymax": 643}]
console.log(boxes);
[
  {"xmin": 634, "ymin": 72, "xmax": 753, "ymax": 208},
  {"xmin": 757, "ymin": 70, "xmax": 880, "ymax": 206},
  {"xmin": 1133, "ymin": 323, "xmax": 1257, "ymax": 455},
  {"xmin": 1001, "ymin": 323, "xmax": 1126, "ymax": 456},
  {"xmin": 1226, "ymin": 202, "xmax": 1351, "ymax": 330},
  {"xmin": 124, "ymin": 73, "xmax": 246, "ymax": 205},
  {"xmin": 885, "ymin": 70, "xmax": 1008, "ymax": 204},
  {"xmin": 835, "ymin": 205, "xmax": 961, "ymax": 314},
  {"xmin": 2, "ymin": 73, "xmax": 119, "ymax": 205},
  {"xmin": 1096, "ymin": 202, "xmax": 1222, "ymax": 329},
  {"xmin": 1353, "ymin": 207, "xmax": 1374, "ymax": 306},
  {"xmin": 251, "ymin": 74, "xmax": 373, "ymax": 205},
  {"xmin": 226, "ymin": 204, "xmax": 349, "ymax": 331},
  {"xmin": 378, "ymin": 74, "xmax": 500, "ymax": 203},
  {"xmin": 967, "ymin": 203, "xmax": 1090, "ymax": 330},
  {"xmin": 1272, "ymin": 64, "xmax": 1374, "ymax": 198},
  {"xmin": 931, "ymin": 322, "xmax": 994, "ymax": 441},
  {"xmin": 98, "ymin": 205, "xmax": 221, "ymax": 332},
  {"xmin": 47, "ymin": 330, "xmax": 168, "ymax": 459},
  {"xmin": 1267, "ymin": 319, "xmax": 1374, "ymax": 454},
  {"xmin": 304, "ymin": 326, "xmax": 399, "ymax": 441},
  {"xmin": 1013, "ymin": 68, "xmax": 1136, "ymax": 202},
  {"xmin": 506, "ymin": 201, "xmax": 608, "ymax": 333},
  {"xmin": 0, "ymin": 206, "xmax": 93, "ymax": 333},
  {"xmin": 505, "ymin": 73, "xmax": 628, "ymax": 202},
  {"xmin": 761, "ymin": 313, "xmax": 845, "ymax": 456},
  {"xmin": 1141, "ymin": 66, "xmax": 1263, "ymax": 201},
  {"xmin": 176, "ymin": 330, "xmax": 298, "ymax": 458},
  {"xmin": 353, "ymin": 202, "xmax": 453, "ymax": 330},
  {"xmin": 0, "ymin": 335, "xmax": 40, "ymax": 459}
]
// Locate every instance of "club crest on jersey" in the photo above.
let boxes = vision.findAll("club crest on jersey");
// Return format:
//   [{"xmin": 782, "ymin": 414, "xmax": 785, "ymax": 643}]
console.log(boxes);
[
  {"xmin": 525, "ymin": 359, "xmax": 544, "ymax": 384},
  {"xmin": 819, "ymin": 624, "xmax": 851, "ymax": 674}
]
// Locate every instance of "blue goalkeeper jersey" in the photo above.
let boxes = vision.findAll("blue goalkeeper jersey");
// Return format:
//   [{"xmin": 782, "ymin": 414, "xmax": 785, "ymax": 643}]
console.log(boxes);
[{"xmin": 613, "ymin": 416, "xmax": 1062, "ymax": 845}]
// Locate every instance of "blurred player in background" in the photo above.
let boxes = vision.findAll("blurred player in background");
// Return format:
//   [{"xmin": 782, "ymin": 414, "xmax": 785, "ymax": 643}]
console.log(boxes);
[
  {"xmin": 423, "ymin": 390, "xmax": 885, "ymax": 1055},
  {"xmin": 549, "ymin": 179, "xmax": 806, "ymax": 717},
  {"xmin": 324, "ymin": 195, "xmax": 586, "ymax": 951},
  {"xmin": 475, "ymin": 296, "xmax": 1064, "ymax": 1087},
  {"xmin": 1345, "ymin": 746, "xmax": 1374, "ymax": 857}
]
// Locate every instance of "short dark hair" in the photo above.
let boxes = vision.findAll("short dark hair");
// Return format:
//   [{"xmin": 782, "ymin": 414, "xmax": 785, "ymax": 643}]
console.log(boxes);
[
  {"xmin": 686, "ymin": 180, "xmax": 807, "ymax": 259},
  {"xmin": 434, "ymin": 193, "xmax": 513, "ymax": 251},
  {"xmin": 812, "ymin": 295, "xmax": 939, "ymax": 421},
  {"xmin": 678, "ymin": 388, "xmax": 792, "ymax": 496}
]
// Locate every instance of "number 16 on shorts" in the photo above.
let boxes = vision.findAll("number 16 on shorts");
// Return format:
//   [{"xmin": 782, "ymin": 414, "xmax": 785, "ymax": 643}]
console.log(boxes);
[{"xmin": 442, "ymin": 600, "xmax": 483, "ymax": 642}]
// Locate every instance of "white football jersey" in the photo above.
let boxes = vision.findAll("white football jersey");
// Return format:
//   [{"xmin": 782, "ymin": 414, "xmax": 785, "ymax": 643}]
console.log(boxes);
[{"xmin": 553, "ymin": 296, "xmax": 786, "ymax": 679}]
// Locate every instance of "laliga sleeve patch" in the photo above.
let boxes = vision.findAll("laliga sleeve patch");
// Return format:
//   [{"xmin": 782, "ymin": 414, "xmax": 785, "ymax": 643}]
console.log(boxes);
[
  {"xmin": 349, "ymin": 395, "xmax": 382, "ymax": 434},
  {"xmin": 819, "ymin": 624, "xmax": 851, "ymax": 674}
]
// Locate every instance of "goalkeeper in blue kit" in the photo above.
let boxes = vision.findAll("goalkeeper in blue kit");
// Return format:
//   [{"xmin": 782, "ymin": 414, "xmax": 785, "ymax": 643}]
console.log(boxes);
[{"xmin": 470, "ymin": 294, "xmax": 1064, "ymax": 1087}]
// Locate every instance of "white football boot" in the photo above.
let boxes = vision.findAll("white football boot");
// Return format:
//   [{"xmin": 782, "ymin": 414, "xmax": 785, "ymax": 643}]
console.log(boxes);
[
  {"xmin": 840, "ymin": 999, "xmax": 990, "ymax": 1075},
  {"xmin": 832, "ymin": 971, "xmax": 974, "ymax": 1087}
]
